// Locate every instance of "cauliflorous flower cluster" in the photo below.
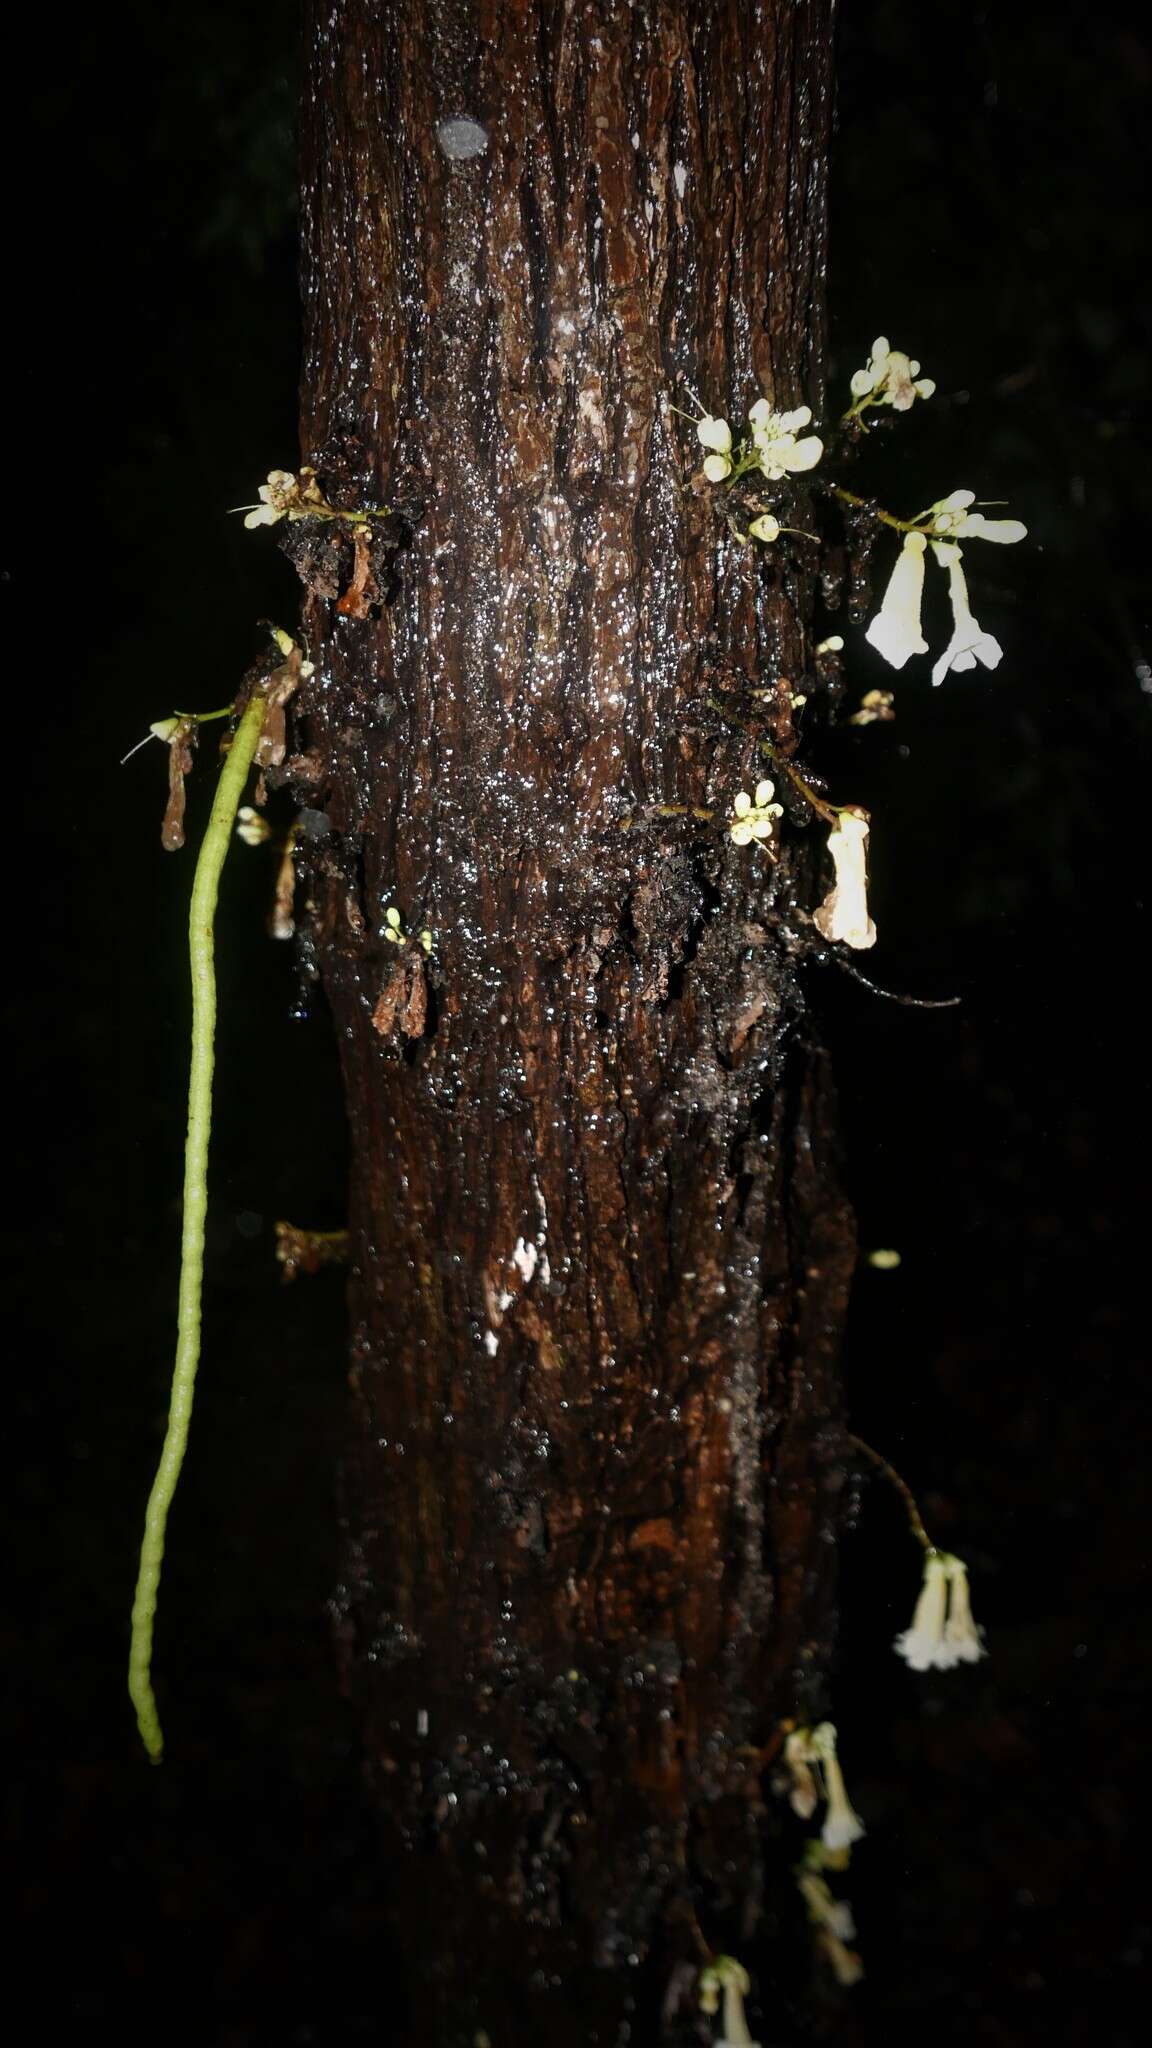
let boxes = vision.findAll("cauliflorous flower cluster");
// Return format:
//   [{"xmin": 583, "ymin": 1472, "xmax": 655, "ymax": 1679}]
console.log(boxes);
[
  {"xmin": 729, "ymin": 779, "xmax": 784, "ymax": 846},
  {"xmin": 694, "ymin": 398, "xmax": 824, "ymax": 494},
  {"xmin": 784, "ymin": 1722, "xmax": 866, "ymax": 1851},
  {"xmin": 383, "ymin": 905, "xmax": 433, "ymax": 952},
  {"xmin": 748, "ymin": 400, "xmax": 824, "ymax": 480},
  {"xmin": 848, "ymin": 335, "xmax": 936, "ymax": 417},
  {"xmin": 895, "ymin": 1551, "xmax": 986, "ymax": 1671},
  {"xmin": 865, "ymin": 491, "xmax": 1027, "ymax": 681},
  {"xmin": 239, "ymin": 467, "xmax": 327, "ymax": 528}
]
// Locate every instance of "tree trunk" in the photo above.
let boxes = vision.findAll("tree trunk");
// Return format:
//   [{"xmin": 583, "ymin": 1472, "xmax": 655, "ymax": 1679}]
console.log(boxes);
[{"xmin": 292, "ymin": 2, "xmax": 849, "ymax": 2038}]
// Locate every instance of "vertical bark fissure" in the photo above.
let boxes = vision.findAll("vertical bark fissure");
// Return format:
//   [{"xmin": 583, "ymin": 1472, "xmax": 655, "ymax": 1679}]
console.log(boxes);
[{"xmin": 293, "ymin": 2, "xmax": 848, "ymax": 2037}]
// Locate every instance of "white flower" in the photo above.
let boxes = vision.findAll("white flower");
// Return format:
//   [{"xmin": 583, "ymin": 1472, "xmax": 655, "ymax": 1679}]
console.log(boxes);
[
  {"xmin": 942, "ymin": 1555, "xmax": 986, "ymax": 1665},
  {"xmin": 699, "ymin": 1956, "xmax": 759, "ymax": 2048},
  {"xmin": 697, "ymin": 414, "xmax": 733, "ymax": 455},
  {"xmin": 797, "ymin": 1870, "xmax": 857, "ymax": 1945},
  {"xmin": 927, "ymin": 488, "xmax": 1027, "ymax": 545},
  {"xmin": 748, "ymin": 398, "xmax": 824, "ymax": 480},
  {"xmin": 865, "ymin": 531, "xmax": 929, "ymax": 669},
  {"xmin": 812, "ymin": 1723, "xmax": 866, "ymax": 1851},
  {"xmin": 894, "ymin": 1551, "xmax": 950, "ymax": 1669},
  {"xmin": 747, "ymin": 513, "xmax": 781, "ymax": 543},
  {"xmin": 703, "ymin": 452, "xmax": 734, "ymax": 482},
  {"xmin": 730, "ymin": 779, "xmax": 783, "ymax": 847},
  {"xmin": 816, "ymin": 1930, "xmax": 865, "ymax": 1987},
  {"xmin": 850, "ymin": 335, "xmax": 935, "ymax": 412},
  {"xmin": 242, "ymin": 468, "xmax": 299, "ymax": 528},
  {"xmin": 930, "ymin": 543, "xmax": 1004, "ymax": 687},
  {"xmin": 812, "ymin": 810, "xmax": 877, "ymax": 952},
  {"xmin": 784, "ymin": 1728, "xmax": 820, "ymax": 1819},
  {"xmin": 895, "ymin": 1551, "xmax": 986, "ymax": 1671}
]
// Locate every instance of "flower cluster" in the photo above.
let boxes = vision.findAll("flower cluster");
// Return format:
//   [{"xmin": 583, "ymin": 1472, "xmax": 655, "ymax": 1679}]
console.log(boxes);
[
  {"xmin": 748, "ymin": 400, "xmax": 824, "ymax": 480},
  {"xmin": 849, "ymin": 688, "xmax": 895, "ymax": 726},
  {"xmin": 784, "ymin": 1722, "xmax": 866, "ymax": 1851},
  {"xmin": 895, "ymin": 1551, "xmax": 986, "ymax": 1671},
  {"xmin": 848, "ymin": 335, "xmax": 935, "ymax": 416},
  {"xmin": 694, "ymin": 399, "xmax": 823, "ymax": 492},
  {"xmin": 865, "ymin": 491, "xmax": 1027, "ymax": 681},
  {"xmin": 699, "ymin": 1954, "xmax": 759, "ymax": 2048},
  {"xmin": 729, "ymin": 779, "xmax": 784, "ymax": 846},
  {"xmin": 383, "ymin": 904, "xmax": 433, "ymax": 953},
  {"xmin": 239, "ymin": 467, "xmax": 327, "ymax": 528},
  {"xmin": 797, "ymin": 1845, "xmax": 864, "ymax": 1988}
]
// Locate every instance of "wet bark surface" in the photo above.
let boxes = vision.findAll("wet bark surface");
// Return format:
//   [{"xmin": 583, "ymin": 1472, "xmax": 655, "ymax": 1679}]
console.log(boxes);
[{"xmin": 290, "ymin": 2, "xmax": 847, "ymax": 2036}]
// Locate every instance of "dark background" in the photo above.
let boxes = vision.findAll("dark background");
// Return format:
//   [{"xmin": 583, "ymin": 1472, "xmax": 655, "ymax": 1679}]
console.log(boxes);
[{"xmin": 6, "ymin": 3, "xmax": 1148, "ymax": 2041}]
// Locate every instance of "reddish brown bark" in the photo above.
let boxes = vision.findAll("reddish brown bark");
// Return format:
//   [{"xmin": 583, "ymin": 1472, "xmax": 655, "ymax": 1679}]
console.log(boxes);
[{"xmin": 290, "ymin": 2, "xmax": 849, "ymax": 2038}]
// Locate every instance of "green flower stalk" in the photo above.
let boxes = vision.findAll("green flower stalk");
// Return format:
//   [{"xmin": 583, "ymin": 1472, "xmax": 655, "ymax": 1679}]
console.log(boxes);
[{"xmin": 128, "ymin": 685, "xmax": 270, "ymax": 1762}]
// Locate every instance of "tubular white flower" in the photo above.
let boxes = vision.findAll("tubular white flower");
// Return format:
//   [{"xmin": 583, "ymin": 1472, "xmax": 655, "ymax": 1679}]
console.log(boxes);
[
  {"xmin": 930, "ymin": 543, "xmax": 1004, "ymax": 687},
  {"xmin": 798, "ymin": 1870, "xmax": 857, "ymax": 1945},
  {"xmin": 784, "ymin": 1727, "xmax": 820, "ymax": 1819},
  {"xmin": 942, "ymin": 1555, "xmax": 987, "ymax": 1664},
  {"xmin": 699, "ymin": 1956, "xmax": 760, "ymax": 2048},
  {"xmin": 748, "ymin": 398, "xmax": 824, "ymax": 480},
  {"xmin": 894, "ymin": 1550, "xmax": 985, "ymax": 1670},
  {"xmin": 748, "ymin": 513, "xmax": 781, "ymax": 543},
  {"xmin": 864, "ymin": 532, "xmax": 929, "ymax": 669},
  {"xmin": 812, "ymin": 810, "xmax": 877, "ymax": 952},
  {"xmin": 812, "ymin": 1723, "xmax": 866, "ymax": 1850},
  {"xmin": 894, "ymin": 1551, "xmax": 951, "ymax": 1669},
  {"xmin": 816, "ymin": 1930, "xmax": 865, "ymax": 1987},
  {"xmin": 730, "ymin": 779, "xmax": 783, "ymax": 847}
]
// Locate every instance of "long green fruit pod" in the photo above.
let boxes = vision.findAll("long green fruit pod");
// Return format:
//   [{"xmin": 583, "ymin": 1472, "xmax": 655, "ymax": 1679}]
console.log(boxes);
[{"xmin": 128, "ymin": 637, "xmax": 304, "ymax": 1761}]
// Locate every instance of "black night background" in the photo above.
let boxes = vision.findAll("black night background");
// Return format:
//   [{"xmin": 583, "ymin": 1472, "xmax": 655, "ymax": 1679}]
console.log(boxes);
[{"xmin": 5, "ymin": 3, "xmax": 1149, "ymax": 2042}]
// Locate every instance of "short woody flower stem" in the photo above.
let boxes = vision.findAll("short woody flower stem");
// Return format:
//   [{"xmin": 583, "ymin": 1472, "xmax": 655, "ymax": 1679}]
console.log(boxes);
[
  {"xmin": 829, "ymin": 485, "xmax": 921, "ymax": 534},
  {"xmin": 704, "ymin": 695, "xmax": 841, "ymax": 825},
  {"xmin": 128, "ymin": 686, "xmax": 270, "ymax": 1763},
  {"xmin": 845, "ymin": 1431, "xmax": 935, "ymax": 1553}
]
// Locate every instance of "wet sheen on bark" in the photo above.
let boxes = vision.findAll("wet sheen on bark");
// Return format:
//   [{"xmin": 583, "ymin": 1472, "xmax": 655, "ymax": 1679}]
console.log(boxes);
[{"xmin": 292, "ymin": 2, "xmax": 849, "ymax": 2038}]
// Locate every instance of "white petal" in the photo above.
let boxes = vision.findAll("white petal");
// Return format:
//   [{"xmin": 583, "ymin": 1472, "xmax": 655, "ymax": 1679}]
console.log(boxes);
[
  {"xmin": 955, "ymin": 513, "xmax": 1027, "ymax": 544},
  {"xmin": 697, "ymin": 414, "xmax": 733, "ymax": 454},
  {"xmin": 782, "ymin": 434, "xmax": 824, "ymax": 473},
  {"xmin": 703, "ymin": 453, "xmax": 733, "ymax": 483},
  {"xmin": 895, "ymin": 1554, "xmax": 950, "ymax": 1664}
]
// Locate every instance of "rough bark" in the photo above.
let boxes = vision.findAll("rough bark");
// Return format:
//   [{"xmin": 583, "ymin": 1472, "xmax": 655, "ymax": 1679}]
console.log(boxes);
[{"xmin": 291, "ymin": 2, "xmax": 850, "ymax": 2038}]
